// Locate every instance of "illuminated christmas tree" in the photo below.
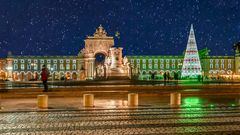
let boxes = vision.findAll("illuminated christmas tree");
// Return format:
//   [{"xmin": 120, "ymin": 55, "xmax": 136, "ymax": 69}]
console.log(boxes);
[{"xmin": 181, "ymin": 24, "xmax": 202, "ymax": 78}]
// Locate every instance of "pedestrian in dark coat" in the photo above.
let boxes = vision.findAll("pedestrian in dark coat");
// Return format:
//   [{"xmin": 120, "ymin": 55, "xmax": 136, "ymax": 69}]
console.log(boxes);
[{"xmin": 41, "ymin": 65, "xmax": 49, "ymax": 92}]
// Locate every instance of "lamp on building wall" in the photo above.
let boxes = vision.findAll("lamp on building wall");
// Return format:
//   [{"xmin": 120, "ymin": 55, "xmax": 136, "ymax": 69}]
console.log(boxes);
[{"xmin": 31, "ymin": 63, "xmax": 36, "ymax": 80}]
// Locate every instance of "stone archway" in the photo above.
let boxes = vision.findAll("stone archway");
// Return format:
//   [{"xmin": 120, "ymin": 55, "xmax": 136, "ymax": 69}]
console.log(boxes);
[
  {"xmin": 66, "ymin": 72, "xmax": 71, "ymax": 80},
  {"xmin": 79, "ymin": 25, "xmax": 114, "ymax": 80},
  {"xmin": 95, "ymin": 52, "xmax": 107, "ymax": 79},
  {"xmin": 13, "ymin": 72, "xmax": 19, "ymax": 81},
  {"xmin": 19, "ymin": 72, "xmax": 25, "ymax": 81},
  {"xmin": 72, "ymin": 72, "xmax": 77, "ymax": 80},
  {"xmin": 26, "ymin": 72, "xmax": 32, "ymax": 81},
  {"xmin": 59, "ymin": 72, "xmax": 65, "ymax": 80}
]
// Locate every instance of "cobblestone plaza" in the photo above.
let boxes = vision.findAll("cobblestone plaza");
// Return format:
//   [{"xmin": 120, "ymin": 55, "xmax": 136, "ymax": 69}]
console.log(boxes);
[
  {"xmin": 1, "ymin": 106, "xmax": 240, "ymax": 134},
  {"xmin": 1, "ymin": 84, "xmax": 240, "ymax": 135}
]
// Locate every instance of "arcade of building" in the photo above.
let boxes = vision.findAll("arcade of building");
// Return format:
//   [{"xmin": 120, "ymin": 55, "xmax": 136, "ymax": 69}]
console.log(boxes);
[{"xmin": 0, "ymin": 25, "xmax": 239, "ymax": 81}]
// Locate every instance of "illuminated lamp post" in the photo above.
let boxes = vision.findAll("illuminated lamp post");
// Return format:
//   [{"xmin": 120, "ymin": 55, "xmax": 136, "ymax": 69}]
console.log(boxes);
[{"xmin": 50, "ymin": 67, "xmax": 54, "ymax": 87}]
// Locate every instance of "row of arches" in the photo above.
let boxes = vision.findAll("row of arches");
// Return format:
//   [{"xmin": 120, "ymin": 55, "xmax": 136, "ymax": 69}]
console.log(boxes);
[
  {"xmin": 138, "ymin": 70, "xmax": 181, "ymax": 80},
  {"xmin": 12, "ymin": 71, "xmax": 86, "ymax": 81},
  {"xmin": 208, "ymin": 70, "xmax": 233, "ymax": 75}
]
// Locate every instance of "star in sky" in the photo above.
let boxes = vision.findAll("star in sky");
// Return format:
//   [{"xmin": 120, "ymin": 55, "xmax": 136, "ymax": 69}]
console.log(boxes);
[{"xmin": 0, "ymin": 0, "xmax": 239, "ymax": 57}]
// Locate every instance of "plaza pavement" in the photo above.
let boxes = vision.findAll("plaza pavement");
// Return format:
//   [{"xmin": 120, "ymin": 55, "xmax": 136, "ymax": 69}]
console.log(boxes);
[{"xmin": 1, "ymin": 84, "xmax": 240, "ymax": 134}]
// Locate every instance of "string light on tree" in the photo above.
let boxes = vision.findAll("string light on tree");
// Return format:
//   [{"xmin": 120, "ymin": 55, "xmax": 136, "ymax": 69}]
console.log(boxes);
[{"xmin": 181, "ymin": 24, "xmax": 202, "ymax": 78}]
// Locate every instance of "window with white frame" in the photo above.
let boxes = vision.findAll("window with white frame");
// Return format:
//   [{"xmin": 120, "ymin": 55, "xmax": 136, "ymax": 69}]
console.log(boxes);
[
  {"xmin": 60, "ymin": 64, "xmax": 64, "ymax": 70},
  {"xmin": 172, "ymin": 64, "xmax": 175, "ymax": 69},
  {"xmin": 215, "ymin": 64, "xmax": 219, "ymax": 69},
  {"xmin": 215, "ymin": 59, "xmax": 219, "ymax": 63},
  {"xmin": 34, "ymin": 64, "xmax": 37, "ymax": 70},
  {"xmin": 53, "ymin": 64, "xmax": 57, "ymax": 70},
  {"xmin": 27, "ymin": 64, "xmax": 31, "ymax": 70},
  {"xmin": 142, "ymin": 64, "xmax": 146, "ymax": 69},
  {"xmin": 28, "ymin": 59, "xmax": 31, "ymax": 63},
  {"xmin": 34, "ymin": 59, "xmax": 38, "ymax": 63},
  {"xmin": 148, "ymin": 59, "xmax": 152, "ymax": 63},
  {"xmin": 166, "ymin": 64, "xmax": 169, "ymax": 69},
  {"xmin": 60, "ymin": 60, "xmax": 63, "ymax": 63},
  {"xmin": 130, "ymin": 59, "xmax": 134, "ymax": 63},
  {"xmin": 137, "ymin": 59, "xmax": 140, "ymax": 63},
  {"xmin": 221, "ymin": 59, "xmax": 224, "ymax": 63},
  {"xmin": 221, "ymin": 64, "xmax": 224, "ymax": 69},
  {"xmin": 210, "ymin": 59, "xmax": 213, "ymax": 63},
  {"xmin": 228, "ymin": 64, "xmax": 231, "ymax": 69},
  {"xmin": 142, "ymin": 59, "xmax": 146, "ymax": 63},
  {"xmin": 154, "ymin": 59, "xmax": 158, "ymax": 63},
  {"xmin": 154, "ymin": 64, "xmax": 158, "ymax": 69},
  {"xmin": 210, "ymin": 64, "xmax": 213, "ymax": 69},
  {"xmin": 160, "ymin": 64, "xmax": 164, "ymax": 69},
  {"xmin": 21, "ymin": 64, "xmax": 24, "ymax": 70},
  {"xmin": 160, "ymin": 59, "xmax": 164, "ymax": 63},
  {"xmin": 148, "ymin": 64, "xmax": 152, "ymax": 69},
  {"xmin": 47, "ymin": 60, "xmax": 51, "ymax": 63},
  {"xmin": 73, "ymin": 60, "xmax": 76, "ymax": 63},
  {"xmin": 40, "ymin": 59, "xmax": 44, "ymax": 63},
  {"xmin": 66, "ymin": 64, "xmax": 70, "ymax": 70},
  {"xmin": 53, "ymin": 60, "xmax": 57, "ymax": 63},
  {"xmin": 228, "ymin": 59, "xmax": 231, "ymax": 63},
  {"xmin": 14, "ymin": 60, "xmax": 18, "ymax": 63},
  {"xmin": 14, "ymin": 64, "xmax": 18, "ymax": 70},
  {"xmin": 73, "ymin": 64, "xmax": 76, "ymax": 70},
  {"xmin": 166, "ymin": 59, "xmax": 169, "ymax": 63},
  {"xmin": 66, "ymin": 60, "xmax": 70, "ymax": 63},
  {"xmin": 21, "ymin": 59, "xmax": 24, "ymax": 63},
  {"xmin": 172, "ymin": 59, "xmax": 175, "ymax": 63},
  {"xmin": 137, "ymin": 64, "xmax": 140, "ymax": 68}
]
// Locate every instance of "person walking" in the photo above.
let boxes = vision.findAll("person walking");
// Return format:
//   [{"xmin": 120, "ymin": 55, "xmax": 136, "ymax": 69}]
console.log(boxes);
[{"xmin": 41, "ymin": 65, "xmax": 49, "ymax": 92}]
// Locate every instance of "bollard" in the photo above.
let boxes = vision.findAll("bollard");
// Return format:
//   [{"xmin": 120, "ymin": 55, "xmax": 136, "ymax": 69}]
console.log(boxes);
[
  {"xmin": 83, "ymin": 94, "xmax": 94, "ymax": 107},
  {"xmin": 37, "ymin": 95, "xmax": 48, "ymax": 109},
  {"xmin": 170, "ymin": 93, "xmax": 181, "ymax": 106},
  {"xmin": 128, "ymin": 93, "xmax": 138, "ymax": 106}
]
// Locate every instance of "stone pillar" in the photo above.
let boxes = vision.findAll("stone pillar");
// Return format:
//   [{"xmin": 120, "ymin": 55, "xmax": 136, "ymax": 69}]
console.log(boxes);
[
  {"xmin": 37, "ymin": 95, "xmax": 48, "ymax": 109},
  {"xmin": 84, "ymin": 58, "xmax": 95, "ymax": 80},
  {"xmin": 235, "ymin": 56, "xmax": 240, "ymax": 75},
  {"xmin": 128, "ymin": 93, "xmax": 138, "ymax": 106},
  {"xmin": 110, "ymin": 48, "xmax": 117, "ymax": 69},
  {"xmin": 118, "ymin": 48, "xmax": 123, "ymax": 66},
  {"xmin": 83, "ymin": 94, "xmax": 94, "ymax": 107},
  {"xmin": 170, "ymin": 93, "xmax": 181, "ymax": 106}
]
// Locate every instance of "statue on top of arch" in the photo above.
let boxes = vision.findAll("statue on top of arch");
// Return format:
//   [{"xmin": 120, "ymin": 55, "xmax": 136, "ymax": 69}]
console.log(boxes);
[{"xmin": 93, "ymin": 25, "xmax": 107, "ymax": 38}]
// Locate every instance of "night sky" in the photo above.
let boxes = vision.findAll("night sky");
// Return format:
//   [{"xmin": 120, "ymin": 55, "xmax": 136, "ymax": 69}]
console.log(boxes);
[{"xmin": 0, "ymin": 0, "xmax": 240, "ymax": 57}]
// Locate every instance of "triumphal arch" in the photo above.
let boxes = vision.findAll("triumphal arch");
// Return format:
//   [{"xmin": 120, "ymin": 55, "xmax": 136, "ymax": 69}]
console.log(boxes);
[{"xmin": 79, "ymin": 25, "xmax": 130, "ymax": 80}]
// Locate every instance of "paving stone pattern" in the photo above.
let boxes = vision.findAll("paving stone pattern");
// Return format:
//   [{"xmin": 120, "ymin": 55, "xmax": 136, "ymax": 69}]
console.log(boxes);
[{"xmin": 1, "ymin": 106, "xmax": 240, "ymax": 134}]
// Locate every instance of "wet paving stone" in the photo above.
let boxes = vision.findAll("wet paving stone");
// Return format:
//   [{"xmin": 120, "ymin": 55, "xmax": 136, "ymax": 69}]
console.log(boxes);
[{"xmin": 1, "ymin": 107, "xmax": 240, "ymax": 134}]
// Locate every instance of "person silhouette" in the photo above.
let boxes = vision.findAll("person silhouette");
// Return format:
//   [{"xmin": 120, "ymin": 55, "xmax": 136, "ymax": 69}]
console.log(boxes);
[{"xmin": 40, "ymin": 65, "xmax": 49, "ymax": 92}]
